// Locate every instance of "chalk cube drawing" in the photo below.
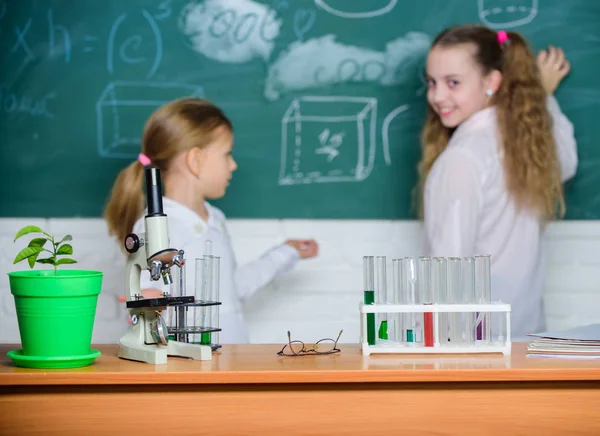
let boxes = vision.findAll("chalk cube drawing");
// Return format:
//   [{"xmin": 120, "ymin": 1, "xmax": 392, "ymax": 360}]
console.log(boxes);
[
  {"xmin": 96, "ymin": 81, "xmax": 204, "ymax": 158},
  {"xmin": 478, "ymin": 0, "xmax": 538, "ymax": 29},
  {"xmin": 279, "ymin": 96, "xmax": 377, "ymax": 185}
]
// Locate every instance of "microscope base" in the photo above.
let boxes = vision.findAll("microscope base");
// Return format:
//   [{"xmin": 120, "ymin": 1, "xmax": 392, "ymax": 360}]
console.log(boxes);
[
  {"xmin": 118, "ymin": 318, "xmax": 212, "ymax": 364},
  {"xmin": 167, "ymin": 341, "xmax": 212, "ymax": 360}
]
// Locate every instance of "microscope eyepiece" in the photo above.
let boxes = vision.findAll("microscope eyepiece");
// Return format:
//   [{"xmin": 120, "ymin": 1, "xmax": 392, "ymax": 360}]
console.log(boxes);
[{"xmin": 145, "ymin": 167, "xmax": 166, "ymax": 218}]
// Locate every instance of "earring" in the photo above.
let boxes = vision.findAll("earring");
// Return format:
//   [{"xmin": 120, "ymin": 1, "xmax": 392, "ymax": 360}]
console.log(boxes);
[{"xmin": 486, "ymin": 89, "xmax": 493, "ymax": 97}]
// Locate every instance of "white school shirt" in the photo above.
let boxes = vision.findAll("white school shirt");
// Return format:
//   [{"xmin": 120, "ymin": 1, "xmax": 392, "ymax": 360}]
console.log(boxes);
[
  {"xmin": 133, "ymin": 197, "xmax": 300, "ymax": 344},
  {"xmin": 423, "ymin": 96, "xmax": 578, "ymax": 338}
]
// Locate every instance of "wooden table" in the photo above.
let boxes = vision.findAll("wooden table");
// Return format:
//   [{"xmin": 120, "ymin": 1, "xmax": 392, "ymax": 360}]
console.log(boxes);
[{"xmin": 2, "ymin": 343, "xmax": 600, "ymax": 435}]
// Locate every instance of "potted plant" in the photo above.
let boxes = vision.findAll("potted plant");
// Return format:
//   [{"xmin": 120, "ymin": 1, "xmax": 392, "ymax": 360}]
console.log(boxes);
[{"xmin": 7, "ymin": 225, "xmax": 103, "ymax": 369}]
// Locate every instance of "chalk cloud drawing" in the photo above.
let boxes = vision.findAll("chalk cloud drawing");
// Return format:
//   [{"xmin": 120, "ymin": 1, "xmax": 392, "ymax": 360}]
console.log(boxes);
[
  {"xmin": 478, "ymin": 0, "xmax": 538, "ymax": 28},
  {"xmin": 179, "ymin": 0, "xmax": 282, "ymax": 63},
  {"xmin": 279, "ymin": 96, "xmax": 376, "ymax": 185},
  {"xmin": 97, "ymin": 81, "xmax": 204, "ymax": 158},
  {"xmin": 264, "ymin": 32, "xmax": 430, "ymax": 101},
  {"xmin": 314, "ymin": 0, "xmax": 397, "ymax": 19}
]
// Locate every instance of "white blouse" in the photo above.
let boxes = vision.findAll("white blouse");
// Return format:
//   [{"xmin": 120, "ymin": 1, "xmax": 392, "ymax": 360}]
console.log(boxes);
[
  {"xmin": 423, "ymin": 96, "xmax": 578, "ymax": 337},
  {"xmin": 134, "ymin": 197, "xmax": 299, "ymax": 344}
]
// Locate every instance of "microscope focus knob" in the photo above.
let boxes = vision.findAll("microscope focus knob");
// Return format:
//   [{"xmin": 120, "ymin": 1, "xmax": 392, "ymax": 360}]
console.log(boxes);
[{"xmin": 124, "ymin": 233, "xmax": 142, "ymax": 254}]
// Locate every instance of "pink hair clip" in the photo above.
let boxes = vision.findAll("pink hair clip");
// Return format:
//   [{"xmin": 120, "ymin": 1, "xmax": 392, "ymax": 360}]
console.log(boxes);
[
  {"xmin": 138, "ymin": 153, "xmax": 152, "ymax": 166},
  {"xmin": 497, "ymin": 30, "xmax": 510, "ymax": 46}
]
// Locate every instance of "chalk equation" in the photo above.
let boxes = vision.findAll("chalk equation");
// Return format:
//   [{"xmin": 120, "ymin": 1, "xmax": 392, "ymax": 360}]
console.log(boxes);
[
  {"xmin": 96, "ymin": 81, "xmax": 203, "ymax": 158},
  {"xmin": 5, "ymin": 4, "xmax": 171, "ymax": 80},
  {"xmin": 279, "ymin": 96, "xmax": 376, "ymax": 185},
  {"xmin": 478, "ymin": 0, "xmax": 538, "ymax": 28}
]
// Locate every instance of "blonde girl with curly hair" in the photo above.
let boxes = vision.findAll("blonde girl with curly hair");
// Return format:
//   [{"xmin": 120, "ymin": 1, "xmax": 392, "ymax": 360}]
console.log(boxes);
[{"xmin": 419, "ymin": 24, "xmax": 577, "ymax": 337}]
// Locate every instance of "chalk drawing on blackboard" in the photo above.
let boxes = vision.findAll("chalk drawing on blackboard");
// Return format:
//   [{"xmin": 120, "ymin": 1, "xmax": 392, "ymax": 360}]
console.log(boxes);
[
  {"xmin": 382, "ymin": 104, "xmax": 409, "ymax": 166},
  {"xmin": 314, "ymin": 0, "xmax": 397, "ymax": 19},
  {"xmin": 107, "ymin": 10, "xmax": 163, "ymax": 79},
  {"xmin": 279, "ymin": 96, "xmax": 376, "ymax": 185},
  {"xmin": 478, "ymin": 0, "xmax": 538, "ymax": 29},
  {"xmin": 264, "ymin": 32, "xmax": 430, "ymax": 101},
  {"xmin": 96, "ymin": 81, "xmax": 204, "ymax": 159},
  {"xmin": 179, "ymin": 0, "xmax": 282, "ymax": 63}
]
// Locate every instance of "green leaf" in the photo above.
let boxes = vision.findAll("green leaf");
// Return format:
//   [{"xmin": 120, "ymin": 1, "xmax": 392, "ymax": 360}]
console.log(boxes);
[
  {"xmin": 14, "ymin": 226, "xmax": 45, "ymax": 242},
  {"xmin": 26, "ymin": 239, "xmax": 47, "ymax": 268},
  {"xmin": 55, "ymin": 258, "xmax": 77, "ymax": 266},
  {"xmin": 28, "ymin": 238, "xmax": 48, "ymax": 248},
  {"xmin": 36, "ymin": 257, "xmax": 57, "ymax": 265},
  {"xmin": 13, "ymin": 246, "xmax": 45, "ymax": 265},
  {"xmin": 56, "ymin": 244, "xmax": 73, "ymax": 255},
  {"xmin": 55, "ymin": 235, "xmax": 73, "ymax": 245}
]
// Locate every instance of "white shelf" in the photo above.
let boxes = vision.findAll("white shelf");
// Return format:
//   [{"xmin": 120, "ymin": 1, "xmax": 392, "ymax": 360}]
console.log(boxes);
[
  {"xmin": 359, "ymin": 302, "xmax": 512, "ymax": 356},
  {"xmin": 360, "ymin": 302, "xmax": 511, "ymax": 313}
]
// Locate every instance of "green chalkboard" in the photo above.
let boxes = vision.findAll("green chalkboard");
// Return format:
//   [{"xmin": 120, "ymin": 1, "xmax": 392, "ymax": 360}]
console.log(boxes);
[{"xmin": 1, "ymin": 0, "xmax": 599, "ymax": 218}]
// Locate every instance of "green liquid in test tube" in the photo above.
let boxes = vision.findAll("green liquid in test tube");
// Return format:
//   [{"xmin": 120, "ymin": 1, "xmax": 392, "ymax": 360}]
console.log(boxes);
[
  {"xmin": 401, "ymin": 257, "xmax": 417, "ymax": 343},
  {"xmin": 363, "ymin": 256, "xmax": 376, "ymax": 345},
  {"xmin": 375, "ymin": 256, "xmax": 388, "ymax": 340}
]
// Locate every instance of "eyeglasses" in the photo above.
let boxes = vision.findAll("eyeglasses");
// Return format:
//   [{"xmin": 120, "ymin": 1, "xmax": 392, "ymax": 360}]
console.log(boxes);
[{"xmin": 277, "ymin": 330, "xmax": 343, "ymax": 356}]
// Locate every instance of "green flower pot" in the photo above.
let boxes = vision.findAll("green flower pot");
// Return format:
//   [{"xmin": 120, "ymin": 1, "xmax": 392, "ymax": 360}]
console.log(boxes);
[{"xmin": 7, "ymin": 270, "xmax": 103, "ymax": 368}]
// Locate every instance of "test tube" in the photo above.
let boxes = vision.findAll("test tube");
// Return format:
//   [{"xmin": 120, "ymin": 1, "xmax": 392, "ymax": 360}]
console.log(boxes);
[
  {"xmin": 418, "ymin": 256, "xmax": 434, "ymax": 347},
  {"xmin": 391, "ymin": 259, "xmax": 402, "ymax": 342},
  {"xmin": 462, "ymin": 257, "xmax": 476, "ymax": 344},
  {"xmin": 200, "ymin": 254, "xmax": 214, "ymax": 345},
  {"xmin": 401, "ymin": 257, "xmax": 417, "ymax": 343},
  {"xmin": 446, "ymin": 257, "xmax": 462, "ymax": 343},
  {"xmin": 363, "ymin": 256, "xmax": 376, "ymax": 345},
  {"xmin": 375, "ymin": 256, "xmax": 388, "ymax": 340},
  {"xmin": 475, "ymin": 255, "xmax": 492, "ymax": 343},
  {"xmin": 211, "ymin": 256, "xmax": 221, "ymax": 346},
  {"xmin": 432, "ymin": 257, "xmax": 447, "ymax": 345}
]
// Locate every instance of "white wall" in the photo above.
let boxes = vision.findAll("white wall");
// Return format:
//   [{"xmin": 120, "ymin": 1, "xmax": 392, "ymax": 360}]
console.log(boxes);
[{"xmin": 1, "ymin": 218, "xmax": 599, "ymax": 345}]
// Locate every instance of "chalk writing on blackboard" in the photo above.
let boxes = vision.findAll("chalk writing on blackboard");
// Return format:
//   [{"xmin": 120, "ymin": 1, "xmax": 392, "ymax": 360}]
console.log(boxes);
[
  {"xmin": 265, "ymin": 32, "xmax": 430, "ymax": 100},
  {"xmin": 314, "ymin": 0, "xmax": 397, "ymax": 19},
  {"xmin": 478, "ymin": 0, "xmax": 538, "ymax": 29}
]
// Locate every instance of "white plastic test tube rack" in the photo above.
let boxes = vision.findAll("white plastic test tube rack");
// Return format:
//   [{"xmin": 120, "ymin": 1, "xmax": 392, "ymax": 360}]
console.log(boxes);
[{"xmin": 360, "ymin": 255, "xmax": 511, "ymax": 356}]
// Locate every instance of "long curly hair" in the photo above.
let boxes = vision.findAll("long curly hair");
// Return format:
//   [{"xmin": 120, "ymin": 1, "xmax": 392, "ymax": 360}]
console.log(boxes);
[{"xmin": 417, "ymin": 24, "xmax": 564, "ymax": 222}]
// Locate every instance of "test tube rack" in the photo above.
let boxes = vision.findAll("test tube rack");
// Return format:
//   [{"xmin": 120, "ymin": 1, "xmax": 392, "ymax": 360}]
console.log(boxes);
[
  {"xmin": 360, "ymin": 255, "xmax": 512, "ymax": 356},
  {"xmin": 164, "ymin": 246, "xmax": 222, "ymax": 351},
  {"xmin": 360, "ymin": 302, "xmax": 511, "ymax": 356}
]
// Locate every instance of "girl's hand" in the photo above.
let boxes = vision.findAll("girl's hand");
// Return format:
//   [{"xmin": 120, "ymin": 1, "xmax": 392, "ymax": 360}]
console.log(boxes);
[
  {"xmin": 537, "ymin": 45, "xmax": 571, "ymax": 95},
  {"xmin": 285, "ymin": 239, "xmax": 319, "ymax": 259}
]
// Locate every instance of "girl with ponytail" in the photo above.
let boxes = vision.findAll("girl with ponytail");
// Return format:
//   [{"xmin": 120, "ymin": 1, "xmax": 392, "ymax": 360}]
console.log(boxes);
[
  {"xmin": 418, "ymin": 24, "xmax": 577, "ymax": 336},
  {"xmin": 104, "ymin": 98, "xmax": 318, "ymax": 343}
]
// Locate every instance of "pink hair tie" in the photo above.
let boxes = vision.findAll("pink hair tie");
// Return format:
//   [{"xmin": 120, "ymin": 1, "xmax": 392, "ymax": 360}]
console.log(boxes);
[
  {"xmin": 497, "ymin": 30, "xmax": 510, "ymax": 46},
  {"xmin": 138, "ymin": 153, "xmax": 151, "ymax": 166}
]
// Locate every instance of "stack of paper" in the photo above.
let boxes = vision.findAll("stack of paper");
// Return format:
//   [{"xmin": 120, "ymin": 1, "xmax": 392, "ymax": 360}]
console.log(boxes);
[{"xmin": 527, "ymin": 324, "xmax": 600, "ymax": 358}]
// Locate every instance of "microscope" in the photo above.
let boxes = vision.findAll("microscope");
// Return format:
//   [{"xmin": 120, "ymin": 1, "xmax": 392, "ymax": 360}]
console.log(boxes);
[{"xmin": 118, "ymin": 165, "xmax": 213, "ymax": 364}]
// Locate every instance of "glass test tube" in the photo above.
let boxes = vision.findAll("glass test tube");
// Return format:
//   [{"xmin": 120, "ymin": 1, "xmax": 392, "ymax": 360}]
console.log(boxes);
[
  {"xmin": 462, "ymin": 257, "xmax": 476, "ymax": 344},
  {"xmin": 475, "ymin": 255, "xmax": 492, "ymax": 343},
  {"xmin": 446, "ymin": 257, "xmax": 462, "ymax": 343},
  {"xmin": 418, "ymin": 256, "xmax": 434, "ymax": 347},
  {"xmin": 211, "ymin": 256, "xmax": 221, "ymax": 346},
  {"xmin": 200, "ymin": 254, "xmax": 214, "ymax": 345},
  {"xmin": 375, "ymin": 256, "xmax": 388, "ymax": 340},
  {"xmin": 362, "ymin": 256, "xmax": 376, "ymax": 345},
  {"xmin": 432, "ymin": 257, "xmax": 447, "ymax": 345},
  {"xmin": 391, "ymin": 259, "xmax": 402, "ymax": 342},
  {"xmin": 401, "ymin": 257, "xmax": 417, "ymax": 343},
  {"xmin": 167, "ymin": 265, "xmax": 180, "ymax": 341}
]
